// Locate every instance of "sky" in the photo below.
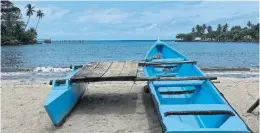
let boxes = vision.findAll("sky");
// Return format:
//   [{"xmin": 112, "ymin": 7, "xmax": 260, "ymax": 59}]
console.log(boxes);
[{"xmin": 14, "ymin": 1, "xmax": 259, "ymax": 40}]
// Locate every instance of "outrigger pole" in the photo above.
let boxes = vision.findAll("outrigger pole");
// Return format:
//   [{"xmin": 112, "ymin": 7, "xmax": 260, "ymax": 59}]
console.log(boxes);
[{"xmin": 247, "ymin": 98, "xmax": 259, "ymax": 113}]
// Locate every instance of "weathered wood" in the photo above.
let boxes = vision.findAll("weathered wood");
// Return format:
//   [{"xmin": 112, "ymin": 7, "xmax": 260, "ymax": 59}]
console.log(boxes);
[
  {"xmin": 135, "ymin": 76, "xmax": 217, "ymax": 81},
  {"xmin": 160, "ymin": 90, "xmax": 195, "ymax": 95},
  {"xmin": 153, "ymin": 65, "xmax": 178, "ymax": 68},
  {"xmin": 70, "ymin": 61, "xmax": 217, "ymax": 83},
  {"xmin": 71, "ymin": 62, "xmax": 99, "ymax": 80},
  {"xmin": 49, "ymin": 79, "xmax": 67, "ymax": 85},
  {"xmin": 103, "ymin": 61, "xmax": 125, "ymax": 77},
  {"xmin": 139, "ymin": 60, "xmax": 197, "ymax": 66},
  {"xmin": 164, "ymin": 110, "xmax": 235, "ymax": 117},
  {"xmin": 71, "ymin": 75, "xmax": 217, "ymax": 83},
  {"xmin": 71, "ymin": 76, "xmax": 137, "ymax": 83},
  {"xmin": 211, "ymin": 80, "xmax": 221, "ymax": 83},
  {"xmin": 70, "ymin": 61, "xmax": 139, "ymax": 83},
  {"xmin": 247, "ymin": 99, "xmax": 259, "ymax": 113},
  {"xmin": 89, "ymin": 62, "xmax": 112, "ymax": 77},
  {"xmin": 120, "ymin": 61, "xmax": 139, "ymax": 76}
]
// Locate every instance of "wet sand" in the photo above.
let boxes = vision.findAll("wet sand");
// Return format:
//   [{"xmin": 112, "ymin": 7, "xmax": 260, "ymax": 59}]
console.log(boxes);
[{"xmin": 1, "ymin": 77, "xmax": 259, "ymax": 133}]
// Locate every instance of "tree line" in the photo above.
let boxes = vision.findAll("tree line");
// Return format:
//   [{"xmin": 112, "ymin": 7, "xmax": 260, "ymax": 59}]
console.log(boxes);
[
  {"xmin": 176, "ymin": 21, "xmax": 259, "ymax": 42},
  {"xmin": 1, "ymin": 1, "xmax": 44, "ymax": 45}
]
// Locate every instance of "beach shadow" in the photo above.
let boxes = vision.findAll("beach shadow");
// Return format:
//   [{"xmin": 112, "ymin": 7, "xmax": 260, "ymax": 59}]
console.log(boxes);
[
  {"xmin": 142, "ymin": 93, "xmax": 163, "ymax": 133},
  {"xmin": 72, "ymin": 93, "xmax": 138, "ymax": 115}
]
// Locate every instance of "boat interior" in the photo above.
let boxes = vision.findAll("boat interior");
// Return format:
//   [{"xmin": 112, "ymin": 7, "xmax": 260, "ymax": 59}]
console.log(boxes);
[
  {"xmin": 149, "ymin": 80, "xmax": 247, "ymax": 132},
  {"xmin": 143, "ymin": 41, "xmax": 249, "ymax": 132}
]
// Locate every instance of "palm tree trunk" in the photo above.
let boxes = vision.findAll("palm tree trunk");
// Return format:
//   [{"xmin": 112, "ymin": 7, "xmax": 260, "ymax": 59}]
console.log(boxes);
[
  {"xmin": 25, "ymin": 16, "xmax": 30, "ymax": 30},
  {"xmin": 36, "ymin": 18, "xmax": 40, "ymax": 30}
]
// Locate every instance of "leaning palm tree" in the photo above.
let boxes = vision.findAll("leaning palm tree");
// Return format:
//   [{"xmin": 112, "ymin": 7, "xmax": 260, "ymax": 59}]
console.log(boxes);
[
  {"xmin": 24, "ymin": 4, "xmax": 35, "ymax": 30},
  {"xmin": 35, "ymin": 10, "xmax": 44, "ymax": 30}
]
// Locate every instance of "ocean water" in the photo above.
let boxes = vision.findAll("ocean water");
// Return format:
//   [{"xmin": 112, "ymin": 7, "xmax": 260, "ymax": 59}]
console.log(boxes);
[
  {"xmin": 1, "ymin": 40, "xmax": 259, "ymax": 79},
  {"xmin": 1, "ymin": 40, "xmax": 259, "ymax": 68}
]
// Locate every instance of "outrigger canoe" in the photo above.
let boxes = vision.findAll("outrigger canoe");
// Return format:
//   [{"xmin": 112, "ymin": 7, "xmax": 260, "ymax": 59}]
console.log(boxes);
[
  {"xmin": 44, "ymin": 65, "xmax": 86, "ymax": 126},
  {"xmin": 143, "ymin": 40, "xmax": 251, "ymax": 133}
]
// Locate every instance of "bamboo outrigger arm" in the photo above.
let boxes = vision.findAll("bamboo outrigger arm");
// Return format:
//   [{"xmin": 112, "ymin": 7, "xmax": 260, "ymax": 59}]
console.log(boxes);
[
  {"xmin": 56, "ymin": 76, "xmax": 217, "ymax": 83},
  {"xmin": 139, "ymin": 60, "xmax": 197, "ymax": 66},
  {"xmin": 247, "ymin": 98, "xmax": 259, "ymax": 113},
  {"xmin": 135, "ymin": 76, "xmax": 217, "ymax": 81}
]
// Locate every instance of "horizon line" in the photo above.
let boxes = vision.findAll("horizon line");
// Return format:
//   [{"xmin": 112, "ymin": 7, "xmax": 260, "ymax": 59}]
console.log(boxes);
[{"xmin": 46, "ymin": 39, "xmax": 175, "ymax": 41}]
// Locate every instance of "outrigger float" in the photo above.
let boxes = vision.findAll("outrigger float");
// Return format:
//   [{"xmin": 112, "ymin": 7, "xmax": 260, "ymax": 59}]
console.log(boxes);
[{"xmin": 44, "ymin": 40, "xmax": 251, "ymax": 133}]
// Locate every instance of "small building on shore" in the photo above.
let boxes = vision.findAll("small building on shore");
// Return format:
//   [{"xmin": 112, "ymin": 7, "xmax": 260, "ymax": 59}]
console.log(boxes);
[{"xmin": 194, "ymin": 37, "xmax": 201, "ymax": 41}]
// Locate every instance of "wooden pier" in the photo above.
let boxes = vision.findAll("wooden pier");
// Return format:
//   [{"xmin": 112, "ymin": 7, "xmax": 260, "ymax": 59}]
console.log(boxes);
[{"xmin": 70, "ymin": 61, "xmax": 217, "ymax": 83}]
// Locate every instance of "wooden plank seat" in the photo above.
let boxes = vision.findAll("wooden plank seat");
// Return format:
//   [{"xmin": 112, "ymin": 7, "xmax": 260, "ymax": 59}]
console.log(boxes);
[
  {"xmin": 160, "ymin": 89, "xmax": 195, "ymax": 95},
  {"xmin": 151, "ymin": 58, "xmax": 184, "ymax": 62},
  {"xmin": 139, "ymin": 60, "xmax": 197, "ymax": 66},
  {"xmin": 152, "ymin": 80, "xmax": 205, "ymax": 87},
  {"xmin": 158, "ymin": 104, "xmax": 249, "ymax": 132}
]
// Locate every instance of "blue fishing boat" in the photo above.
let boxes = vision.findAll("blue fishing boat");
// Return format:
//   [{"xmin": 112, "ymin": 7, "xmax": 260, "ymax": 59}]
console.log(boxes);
[
  {"xmin": 143, "ymin": 40, "xmax": 251, "ymax": 133},
  {"xmin": 44, "ymin": 65, "xmax": 86, "ymax": 126}
]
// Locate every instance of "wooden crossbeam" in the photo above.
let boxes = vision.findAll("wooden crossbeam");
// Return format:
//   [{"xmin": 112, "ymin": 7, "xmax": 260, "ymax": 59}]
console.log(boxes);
[
  {"xmin": 135, "ymin": 76, "xmax": 217, "ymax": 81},
  {"xmin": 139, "ymin": 60, "xmax": 197, "ymax": 66},
  {"xmin": 160, "ymin": 90, "xmax": 195, "ymax": 95},
  {"xmin": 70, "ymin": 76, "xmax": 217, "ymax": 83},
  {"xmin": 164, "ymin": 110, "xmax": 235, "ymax": 117},
  {"xmin": 153, "ymin": 65, "xmax": 178, "ymax": 68},
  {"xmin": 71, "ymin": 76, "xmax": 137, "ymax": 83},
  {"xmin": 49, "ymin": 79, "xmax": 67, "ymax": 85},
  {"xmin": 247, "ymin": 99, "xmax": 259, "ymax": 113}
]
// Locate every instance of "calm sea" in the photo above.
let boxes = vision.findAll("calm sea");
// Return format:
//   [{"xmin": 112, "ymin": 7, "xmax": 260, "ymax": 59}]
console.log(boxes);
[
  {"xmin": 1, "ymin": 40, "xmax": 259, "ymax": 79},
  {"xmin": 1, "ymin": 40, "xmax": 259, "ymax": 68}
]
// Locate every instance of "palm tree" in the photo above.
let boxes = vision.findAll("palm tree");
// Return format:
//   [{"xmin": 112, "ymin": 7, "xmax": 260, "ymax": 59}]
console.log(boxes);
[
  {"xmin": 247, "ymin": 21, "xmax": 252, "ymax": 28},
  {"xmin": 217, "ymin": 24, "xmax": 222, "ymax": 33},
  {"xmin": 192, "ymin": 27, "xmax": 195, "ymax": 33},
  {"xmin": 202, "ymin": 24, "xmax": 206, "ymax": 33},
  {"xmin": 35, "ymin": 10, "xmax": 44, "ymax": 30},
  {"xmin": 24, "ymin": 4, "xmax": 35, "ymax": 30},
  {"xmin": 207, "ymin": 25, "xmax": 212, "ymax": 33},
  {"xmin": 195, "ymin": 25, "xmax": 200, "ymax": 33},
  {"xmin": 222, "ymin": 23, "xmax": 228, "ymax": 32}
]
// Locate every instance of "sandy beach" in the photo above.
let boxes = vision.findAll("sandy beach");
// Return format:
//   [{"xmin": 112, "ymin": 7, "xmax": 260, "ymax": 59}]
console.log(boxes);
[{"xmin": 1, "ymin": 77, "xmax": 259, "ymax": 133}]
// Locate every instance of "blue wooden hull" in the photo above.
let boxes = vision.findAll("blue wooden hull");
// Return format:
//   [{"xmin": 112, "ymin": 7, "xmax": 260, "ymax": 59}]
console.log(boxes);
[
  {"xmin": 44, "ymin": 66, "xmax": 86, "ymax": 126},
  {"xmin": 143, "ymin": 40, "xmax": 251, "ymax": 133}
]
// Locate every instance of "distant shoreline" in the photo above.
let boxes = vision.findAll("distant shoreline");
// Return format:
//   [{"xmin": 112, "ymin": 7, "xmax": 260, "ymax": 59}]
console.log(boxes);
[
  {"xmin": 174, "ymin": 40, "xmax": 259, "ymax": 43},
  {"xmin": 1, "ymin": 41, "xmax": 37, "ymax": 46},
  {"xmin": 1, "ymin": 39, "xmax": 259, "ymax": 46}
]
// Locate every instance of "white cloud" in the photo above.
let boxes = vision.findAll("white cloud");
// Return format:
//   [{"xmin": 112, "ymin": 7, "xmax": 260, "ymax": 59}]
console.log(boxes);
[
  {"xmin": 36, "ymin": 6, "xmax": 70, "ymax": 20},
  {"xmin": 14, "ymin": 1, "xmax": 259, "ymax": 40},
  {"xmin": 76, "ymin": 8, "xmax": 131, "ymax": 24},
  {"xmin": 16, "ymin": 4, "xmax": 70, "ymax": 21}
]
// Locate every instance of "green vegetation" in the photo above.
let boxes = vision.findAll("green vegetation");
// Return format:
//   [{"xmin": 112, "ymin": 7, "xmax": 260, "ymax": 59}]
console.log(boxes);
[
  {"xmin": 176, "ymin": 21, "xmax": 259, "ymax": 42},
  {"xmin": 1, "ymin": 1, "xmax": 44, "ymax": 45}
]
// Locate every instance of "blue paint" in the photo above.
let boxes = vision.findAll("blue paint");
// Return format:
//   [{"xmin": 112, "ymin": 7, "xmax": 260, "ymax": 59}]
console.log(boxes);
[
  {"xmin": 143, "ymin": 40, "xmax": 250, "ymax": 133},
  {"xmin": 43, "ymin": 66, "xmax": 86, "ymax": 126}
]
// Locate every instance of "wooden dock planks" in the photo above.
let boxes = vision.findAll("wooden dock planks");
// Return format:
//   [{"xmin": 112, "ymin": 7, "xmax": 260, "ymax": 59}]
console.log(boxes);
[
  {"xmin": 70, "ymin": 61, "xmax": 139, "ymax": 82},
  {"xmin": 70, "ymin": 61, "xmax": 217, "ymax": 83},
  {"xmin": 102, "ymin": 61, "xmax": 125, "ymax": 77},
  {"xmin": 120, "ymin": 61, "xmax": 139, "ymax": 76}
]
